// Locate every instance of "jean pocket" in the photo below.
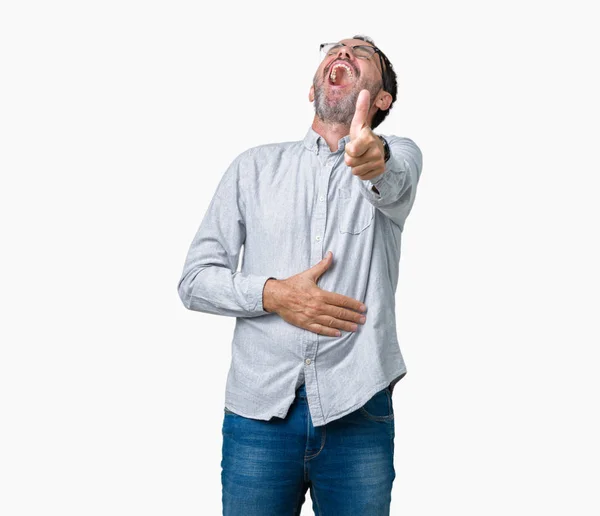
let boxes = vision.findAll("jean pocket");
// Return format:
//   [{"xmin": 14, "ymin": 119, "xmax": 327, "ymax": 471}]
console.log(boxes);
[
  {"xmin": 337, "ymin": 187, "xmax": 374, "ymax": 235},
  {"xmin": 359, "ymin": 387, "xmax": 394, "ymax": 422}
]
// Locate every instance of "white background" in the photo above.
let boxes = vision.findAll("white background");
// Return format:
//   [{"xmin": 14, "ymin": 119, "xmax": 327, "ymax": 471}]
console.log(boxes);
[{"xmin": 1, "ymin": 1, "xmax": 599, "ymax": 514}]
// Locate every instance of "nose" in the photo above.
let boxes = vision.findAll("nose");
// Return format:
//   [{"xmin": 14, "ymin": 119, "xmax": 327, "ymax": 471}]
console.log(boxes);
[{"xmin": 335, "ymin": 45, "xmax": 355, "ymax": 61}]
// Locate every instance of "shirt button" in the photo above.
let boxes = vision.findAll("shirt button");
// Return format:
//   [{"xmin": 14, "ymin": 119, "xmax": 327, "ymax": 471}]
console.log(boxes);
[
  {"xmin": 305, "ymin": 358, "xmax": 311, "ymax": 365},
  {"xmin": 315, "ymin": 235, "xmax": 321, "ymax": 241},
  {"xmin": 319, "ymin": 196, "xmax": 325, "ymax": 202}
]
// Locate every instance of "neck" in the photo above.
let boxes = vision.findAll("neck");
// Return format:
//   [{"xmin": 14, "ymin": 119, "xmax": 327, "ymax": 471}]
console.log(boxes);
[{"xmin": 311, "ymin": 116, "xmax": 350, "ymax": 153}]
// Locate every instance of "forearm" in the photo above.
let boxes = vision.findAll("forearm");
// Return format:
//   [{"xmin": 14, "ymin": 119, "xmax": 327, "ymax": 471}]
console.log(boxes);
[
  {"xmin": 358, "ymin": 136, "xmax": 423, "ymax": 228},
  {"xmin": 178, "ymin": 266, "xmax": 274, "ymax": 317},
  {"xmin": 177, "ymin": 150, "xmax": 275, "ymax": 318}
]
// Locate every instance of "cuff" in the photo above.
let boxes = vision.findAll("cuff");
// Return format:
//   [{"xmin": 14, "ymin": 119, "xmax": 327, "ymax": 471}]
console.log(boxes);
[
  {"xmin": 360, "ymin": 153, "xmax": 405, "ymax": 204},
  {"xmin": 247, "ymin": 275, "xmax": 276, "ymax": 313}
]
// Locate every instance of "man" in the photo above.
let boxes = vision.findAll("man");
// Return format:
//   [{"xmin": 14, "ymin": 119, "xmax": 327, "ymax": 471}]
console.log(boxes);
[{"xmin": 177, "ymin": 35, "xmax": 423, "ymax": 515}]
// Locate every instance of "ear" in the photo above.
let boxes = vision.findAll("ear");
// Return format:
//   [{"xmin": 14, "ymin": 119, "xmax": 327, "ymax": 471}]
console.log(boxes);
[
  {"xmin": 376, "ymin": 92, "xmax": 393, "ymax": 111},
  {"xmin": 309, "ymin": 85, "xmax": 315, "ymax": 102}
]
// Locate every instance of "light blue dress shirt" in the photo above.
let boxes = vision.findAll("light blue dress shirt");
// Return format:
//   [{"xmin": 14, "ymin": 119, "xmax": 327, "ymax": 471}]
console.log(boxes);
[{"xmin": 177, "ymin": 126, "xmax": 423, "ymax": 426}]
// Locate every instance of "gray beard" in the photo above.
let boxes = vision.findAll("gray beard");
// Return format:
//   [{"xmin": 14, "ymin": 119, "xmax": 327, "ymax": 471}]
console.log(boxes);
[{"xmin": 313, "ymin": 75, "xmax": 381, "ymax": 127}]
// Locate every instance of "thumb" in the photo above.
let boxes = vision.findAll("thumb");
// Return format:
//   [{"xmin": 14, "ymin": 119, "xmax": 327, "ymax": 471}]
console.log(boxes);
[
  {"xmin": 349, "ymin": 89, "xmax": 370, "ymax": 141},
  {"xmin": 308, "ymin": 251, "xmax": 333, "ymax": 281}
]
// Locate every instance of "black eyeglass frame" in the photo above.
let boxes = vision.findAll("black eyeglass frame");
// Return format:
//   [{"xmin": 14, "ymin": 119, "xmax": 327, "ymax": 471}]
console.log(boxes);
[{"xmin": 319, "ymin": 42, "xmax": 391, "ymax": 93}]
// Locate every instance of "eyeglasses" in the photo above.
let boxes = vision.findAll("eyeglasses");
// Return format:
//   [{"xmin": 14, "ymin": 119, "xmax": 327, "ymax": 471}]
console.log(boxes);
[{"xmin": 320, "ymin": 42, "xmax": 379, "ymax": 60}]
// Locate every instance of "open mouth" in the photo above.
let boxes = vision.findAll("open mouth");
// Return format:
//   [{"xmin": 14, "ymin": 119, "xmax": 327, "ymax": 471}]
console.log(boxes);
[{"xmin": 327, "ymin": 61, "xmax": 356, "ymax": 88}]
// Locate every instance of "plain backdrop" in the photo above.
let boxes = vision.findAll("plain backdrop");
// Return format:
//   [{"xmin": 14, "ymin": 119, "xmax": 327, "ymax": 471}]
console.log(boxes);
[{"xmin": 1, "ymin": 1, "xmax": 599, "ymax": 514}]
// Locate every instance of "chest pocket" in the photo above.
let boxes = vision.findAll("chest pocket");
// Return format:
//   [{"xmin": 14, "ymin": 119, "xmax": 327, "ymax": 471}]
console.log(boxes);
[{"xmin": 337, "ymin": 187, "xmax": 375, "ymax": 234}]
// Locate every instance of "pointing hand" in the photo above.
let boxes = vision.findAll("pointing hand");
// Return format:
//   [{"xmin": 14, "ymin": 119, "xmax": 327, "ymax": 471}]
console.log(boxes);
[{"xmin": 345, "ymin": 89, "xmax": 387, "ymax": 182}]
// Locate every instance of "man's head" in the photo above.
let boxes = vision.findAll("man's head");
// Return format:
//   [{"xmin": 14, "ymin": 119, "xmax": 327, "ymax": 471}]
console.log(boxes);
[{"xmin": 309, "ymin": 35, "xmax": 397, "ymax": 130}]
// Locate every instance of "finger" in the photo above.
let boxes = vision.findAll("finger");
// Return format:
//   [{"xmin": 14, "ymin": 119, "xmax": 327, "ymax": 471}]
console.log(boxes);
[
  {"xmin": 306, "ymin": 323, "xmax": 341, "ymax": 338},
  {"xmin": 345, "ymin": 145, "xmax": 381, "ymax": 166},
  {"xmin": 308, "ymin": 250, "xmax": 333, "ymax": 281},
  {"xmin": 322, "ymin": 291, "xmax": 367, "ymax": 313},
  {"xmin": 314, "ymin": 315, "xmax": 359, "ymax": 333},
  {"xmin": 345, "ymin": 154, "xmax": 371, "ymax": 170},
  {"xmin": 349, "ymin": 89, "xmax": 370, "ymax": 141},
  {"xmin": 320, "ymin": 304, "xmax": 367, "ymax": 325},
  {"xmin": 345, "ymin": 134, "xmax": 370, "ymax": 158},
  {"xmin": 351, "ymin": 163, "xmax": 384, "ymax": 178}
]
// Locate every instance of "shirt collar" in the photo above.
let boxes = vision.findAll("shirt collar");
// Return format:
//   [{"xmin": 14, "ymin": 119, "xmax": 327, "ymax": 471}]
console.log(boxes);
[{"xmin": 302, "ymin": 126, "xmax": 351, "ymax": 155}]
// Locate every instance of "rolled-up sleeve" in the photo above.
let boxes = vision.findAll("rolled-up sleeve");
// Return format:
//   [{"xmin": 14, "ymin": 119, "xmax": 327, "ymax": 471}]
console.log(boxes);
[
  {"xmin": 177, "ymin": 153, "xmax": 275, "ymax": 317},
  {"xmin": 357, "ymin": 135, "xmax": 423, "ymax": 229}
]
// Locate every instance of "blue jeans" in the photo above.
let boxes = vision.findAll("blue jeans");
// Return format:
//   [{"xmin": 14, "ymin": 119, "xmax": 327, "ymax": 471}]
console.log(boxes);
[{"xmin": 221, "ymin": 383, "xmax": 395, "ymax": 515}]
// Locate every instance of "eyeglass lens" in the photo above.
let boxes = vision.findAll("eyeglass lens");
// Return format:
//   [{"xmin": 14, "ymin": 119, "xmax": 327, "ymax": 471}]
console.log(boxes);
[{"xmin": 321, "ymin": 43, "xmax": 373, "ymax": 59}]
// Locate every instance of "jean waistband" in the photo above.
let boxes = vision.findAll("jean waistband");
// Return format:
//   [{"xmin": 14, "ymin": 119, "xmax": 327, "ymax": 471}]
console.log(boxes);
[{"xmin": 295, "ymin": 382, "xmax": 391, "ymax": 402}]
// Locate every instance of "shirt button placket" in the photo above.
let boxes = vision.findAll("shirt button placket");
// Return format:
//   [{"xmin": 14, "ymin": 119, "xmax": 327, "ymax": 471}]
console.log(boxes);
[{"xmin": 304, "ymin": 154, "xmax": 336, "ymax": 427}]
